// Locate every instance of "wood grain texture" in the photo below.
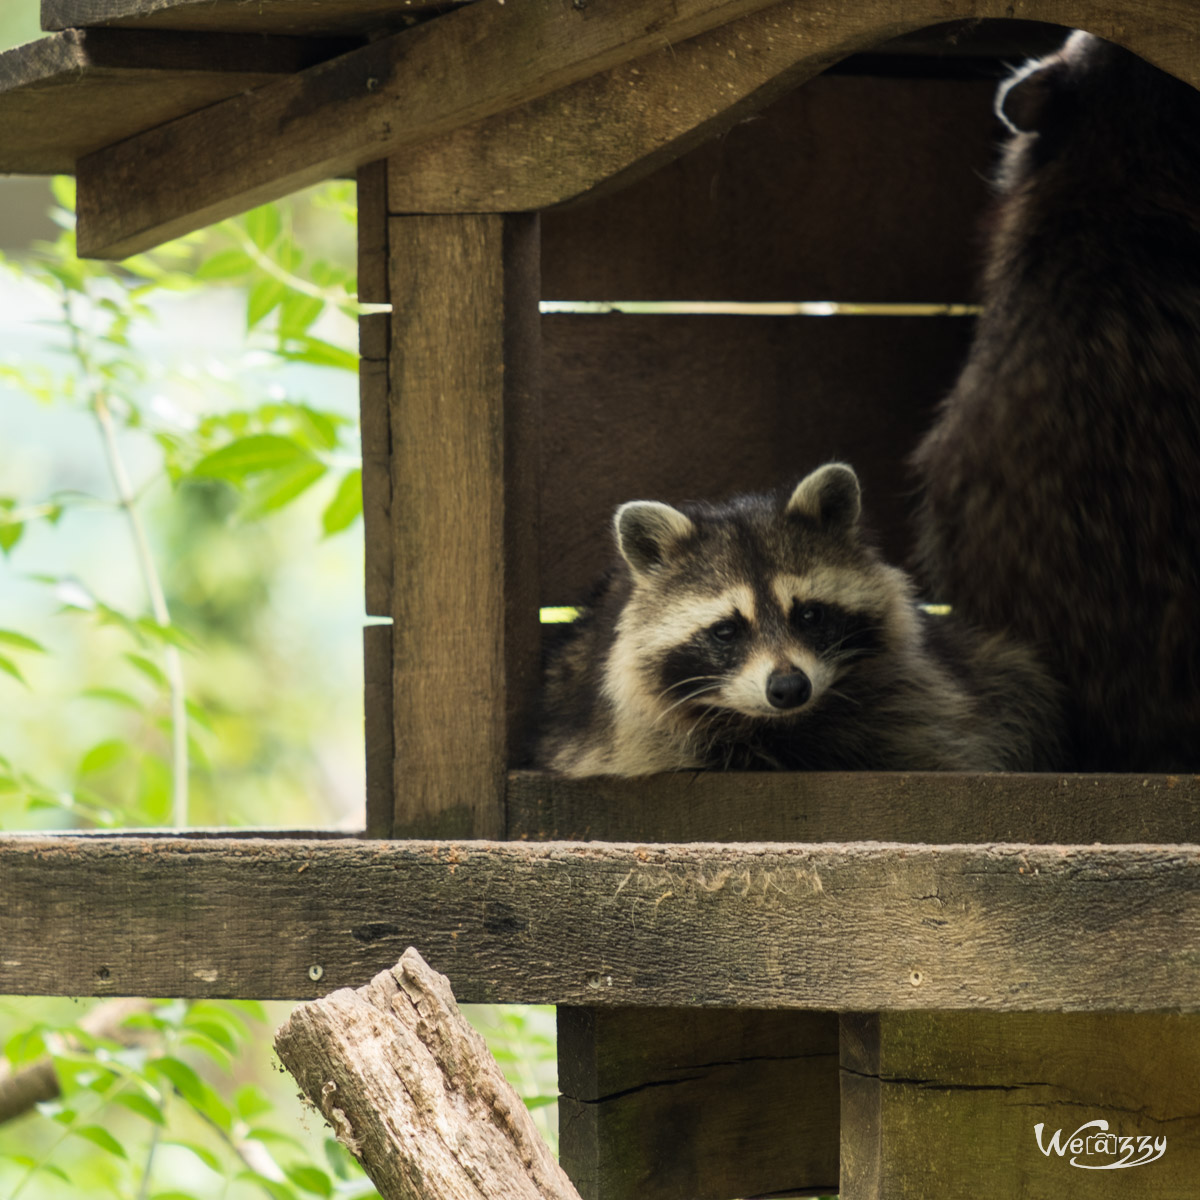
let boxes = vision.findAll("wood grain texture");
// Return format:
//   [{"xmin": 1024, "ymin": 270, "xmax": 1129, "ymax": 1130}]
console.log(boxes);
[
  {"xmin": 0, "ymin": 28, "xmax": 348, "ymax": 175},
  {"xmin": 6, "ymin": 835, "xmax": 1200, "ymax": 1007},
  {"xmin": 388, "ymin": 215, "xmax": 540, "ymax": 838},
  {"xmin": 841, "ymin": 1010, "xmax": 1200, "ymax": 1198},
  {"xmin": 356, "ymin": 160, "xmax": 389, "ymax": 364},
  {"xmin": 558, "ymin": 1008, "xmax": 838, "ymax": 1200},
  {"xmin": 276, "ymin": 947, "xmax": 579, "ymax": 1200},
  {"xmin": 506, "ymin": 771, "xmax": 1200, "ymax": 845},
  {"xmin": 539, "ymin": 76, "xmax": 996, "ymax": 303},
  {"xmin": 363, "ymin": 623, "xmax": 393, "ymax": 839},
  {"xmin": 538, "ymin": 314, "xmax": 974, "ymax": 604},
  {"xmin": 358, "ymin": 357, "xmax": 390, "ymax": 618},
  {"xmin": 73, "ymin": 0, "xmax": 793, "ymax": 258},
  {"xmin": 42, "ymin": 0, "xmax": 464, "ymax": 36},
  {"xmin": 387, "ymin": 6, "xmax": 998, "ymax": 219}
]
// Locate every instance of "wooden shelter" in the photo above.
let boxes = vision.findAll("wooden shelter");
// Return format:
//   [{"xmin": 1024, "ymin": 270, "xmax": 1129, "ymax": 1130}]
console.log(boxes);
[{"xmin": 4, "ymin": 1, "xmax": 1200, "ymax": 1195}]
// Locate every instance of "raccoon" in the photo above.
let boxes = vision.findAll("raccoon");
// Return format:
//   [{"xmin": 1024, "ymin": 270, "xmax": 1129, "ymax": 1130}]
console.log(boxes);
[
  {"xmin": 911, "ymin": 31, "xmax": 1200, "ymax": 770},
  {"xmin": 535, "ymin": 463, "xmax": 1062, "ymax": 776}
]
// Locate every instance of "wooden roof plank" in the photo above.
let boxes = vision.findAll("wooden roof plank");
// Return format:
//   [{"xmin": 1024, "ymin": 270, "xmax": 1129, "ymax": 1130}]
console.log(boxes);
[
  {"xmin": 3, "ymin": 834, "xmax": 1200, "ymax": 1006},
  {"xmin": 0, "ymin": 28, "xmax": 356, "ymax": 175},
  {"xmin": 72, "ymin": 0, "xmax": 798, "ymax": 259},
  {"xmin": 41, "ymin": 0, "xmax": 466, "ymax": 38}
]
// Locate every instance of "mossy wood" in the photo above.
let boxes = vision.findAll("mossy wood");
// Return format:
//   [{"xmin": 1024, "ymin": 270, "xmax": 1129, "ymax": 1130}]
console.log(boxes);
[
  {"xmin": 4, "ymin": 835, "xmax": 1200, "ymax": 1008},
  {"xmin": 558, "ymin": 1007, "xmax": 839, "ymax": 1200},
  {"xmin": 841, "ymin": 1011, "xmax": 1200, "ymax": 1198}
]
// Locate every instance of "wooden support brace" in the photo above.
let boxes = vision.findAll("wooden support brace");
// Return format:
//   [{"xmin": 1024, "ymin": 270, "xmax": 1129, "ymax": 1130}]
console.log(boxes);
[
  {"xmin": 558, "ymin": 1007, "xmax": 839, "ymax": 1200},
  {"xmin": 386, "ymin": 213, "xmax": 540, "ymax": 839},
  {"xmin": 275, "ymin": 947, "xmax": 580, "ymax": 1200},
  {"xmin": 840, "ymin": 1011, "xmax": 1200, "ymax": 1198}
]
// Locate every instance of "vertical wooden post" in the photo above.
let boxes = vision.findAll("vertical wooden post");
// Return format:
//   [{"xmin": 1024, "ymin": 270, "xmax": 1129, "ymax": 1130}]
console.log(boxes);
[
  {"xmin": 358, "ymin": 162, "xmax": 395, "ymax": 839},
  {"xmin": 387, "ymin": 211, "xmax": 540, "ymax": 839},
  {"xmin": 559, "ymin": 1007, "xmax": 840, "ymax": 1200}
]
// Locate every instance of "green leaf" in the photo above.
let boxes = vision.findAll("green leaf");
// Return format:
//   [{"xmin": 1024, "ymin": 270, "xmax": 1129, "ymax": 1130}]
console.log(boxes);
[
  {"xmin": 278, "ymin": 336, "xmax": 358, "ymax": 373},
  {"xmin": 125, "ymin": 652, "xmax": 168, "ymax": 688},
  {"xmin": 284, "ymin": 1164, "xmax": 333, "ymax": 1197},
  {"xmin": 5, "ymin": 1028, "xmax": 46, "ymax": 1067},
  {"xmin": 80, "ymin": 687, "xmax": 143, "ymax": 711},
  {"xmin": 0, "ymin": 520, "xmax": 24, "ymax": 555},
  {"xmin": 523, "ymin": 1093, "xmax": 558, "ymax": 1111},
  {"xmin": 245, "ymin": 1126, "xmax": 303, "ymax": 1150},
  {"xmin": 247, "ymin": 278, "xmax": 287, "ymax": 330},
  {"xmin": 150, "ymin": 1193, "xmax": 203, "ymax": 1200},
  {"xmin": 234, "ymin": 1084, "xmax": 274, "ymax": 1122},
  {"xmin": 51, "ymin": 175, "xmax": 76, "ymax": 211},
  {"xmin": 194, "ymin": 249, "xmax": 256, "ymax": 282},
  {"xmin": 163, "ymin": 1140, "xmax": 223, "ymax": 1174},
  {"xmin": 74, "ymin": 1124, "xmax": 128, "ymax": 1158},
  {"xmin": 0, "ymin": 654, "xmax": 27, "ymax": 686},
  {"xmin": 243, "ymin": 204, "xmax": 282, "ymax": 250},
  {"xmin": 321, "ymin": 469, "xmax": 362, "ymax": 537},
  {"xmin": 0, "ymin": 630, "xmax": 46, "ymax": 653},
  {"xmin": 242, "ymin": 459, "xmax": 327, "ymax": 521},
  {"xmin": 149, "ymin": 1057, "xmax": 232, "ymax": 1131},
  {"xmin": 78, "ymin": 739, "xmax": 129, "ymax": 776},
  {"xmin": 192, "ymin": 434, "xmax": 316, "ymax": 483},
  {"xmin": 113, "ymin": 1090, "xmax": 166, "ymax": 1125},
  {"xmin": 278, "ymin": 291, "xmax": 325, "ymax": 339}
]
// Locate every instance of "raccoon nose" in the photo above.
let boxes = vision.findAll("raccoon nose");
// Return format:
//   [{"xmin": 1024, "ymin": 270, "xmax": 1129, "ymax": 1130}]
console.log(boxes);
[{"xmin": 767, "ymin": 670, "xmax": 812, "ymax": 711}]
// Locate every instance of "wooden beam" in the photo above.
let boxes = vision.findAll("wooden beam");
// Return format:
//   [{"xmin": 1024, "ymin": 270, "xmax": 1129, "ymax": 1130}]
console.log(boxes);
[
  {"xmin": 5, "ymin": 834, "xmax": 1200, "ymax": 1006},
  {"xmin": 42, "ymin": 0, "xmax": 465, "ymax": 37},
  {"xmin": 387, "ymin": 215, "xmax": 540, "ymax": 838},
  {"xmin": 0, "ymin": 28, "xmax": 352, "ymax": 175},
  {"xmin": 558, "ymin": 1008, "xmax": 838, "ymax": 1200},
  {"xmin": 506, "ymin": 771, "xmax": 1200, "ymax": 844},
  {"xmin": 74, "ymin": 0, "xmax": 794, "ymax": 258},
  {"xmin": 840, "ymin": 1011, "xmax": 1200, "ymax": 1197},
  {"xmin": 389, "ymin": 0, "xmax": 1200, "ymax": 213}
]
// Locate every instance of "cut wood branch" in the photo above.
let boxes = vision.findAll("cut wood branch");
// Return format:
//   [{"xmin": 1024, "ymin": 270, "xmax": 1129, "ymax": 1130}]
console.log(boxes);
[{"xmin": 275, "ymin": 947, "xmax": 580, "ymax": 1200}]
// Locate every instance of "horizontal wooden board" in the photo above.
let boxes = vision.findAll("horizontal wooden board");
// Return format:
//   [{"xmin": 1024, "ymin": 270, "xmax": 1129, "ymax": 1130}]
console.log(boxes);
[
  {"xmin": 5, "ymin": 834, "xmax": 1200, "ymax": 1007},
  {"xmin": 558, "ymin": 1007, "xmax": 838, "ymax": 1200},
  {"xmin": 539, "ymin": 313, "xmax": 973, "ymax": 604},
  {"xmin": 72, "ymin": 0, "xmax": 791, "ymax": 257},
  {"xmin": 507, "ymin": 771, "xmax": 1200, "ymax": 845},
  {"xmin": 540, "ymin": 75, "xmax": 999, "ymax": 303},
  {"xmin": 0, "ymin": 28, "xmax": 352, "ymax": 174},
  {"xmin": 843, "ymin": 1010, "xmax": 1200, "ymax": 1198},
  {"xmin": 42, "ymin": 0, "xmax": 465, "ymax": 35}
]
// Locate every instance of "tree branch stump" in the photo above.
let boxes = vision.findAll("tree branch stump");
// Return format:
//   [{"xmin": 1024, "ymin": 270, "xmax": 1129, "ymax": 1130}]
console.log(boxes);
[{"xmin": 275, "ymin": 947, "xmax": 580, "ymax": 1200}]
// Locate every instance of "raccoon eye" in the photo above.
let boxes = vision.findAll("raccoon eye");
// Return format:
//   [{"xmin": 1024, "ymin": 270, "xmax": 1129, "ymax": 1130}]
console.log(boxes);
[
  {"xmin": 798, "ymin": 603, "xmax": 825, "ymax": 627},
  {"xmin": 708, "ymin": 619, "xmax": 740, "ymax": 645}
]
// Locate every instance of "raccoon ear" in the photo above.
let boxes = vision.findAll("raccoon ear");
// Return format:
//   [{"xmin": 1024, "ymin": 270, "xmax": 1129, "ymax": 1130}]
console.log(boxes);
[
  {"xmin": 615, "ymin": 501, "xmax": 696, "ymax": 576},
  {"xmin": 786, "ymin": 463, "xmax": 862, "ymax": 532}
]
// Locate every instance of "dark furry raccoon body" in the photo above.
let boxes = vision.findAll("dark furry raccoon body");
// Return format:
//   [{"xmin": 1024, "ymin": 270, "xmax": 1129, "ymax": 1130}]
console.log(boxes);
[
  {"xmin": 535, "ymin": 464, "xmax": 1062, "ymax": 776},
  {"xmin": 912, "ymin": 31, "xmax": 1200, "ymax": 770}
]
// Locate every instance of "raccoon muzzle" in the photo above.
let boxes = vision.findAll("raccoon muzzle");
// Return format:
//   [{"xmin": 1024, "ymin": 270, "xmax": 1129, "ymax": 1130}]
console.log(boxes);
[{"xmin": 766, "ymin": 670, "xmax": 812, "ymax": 711}]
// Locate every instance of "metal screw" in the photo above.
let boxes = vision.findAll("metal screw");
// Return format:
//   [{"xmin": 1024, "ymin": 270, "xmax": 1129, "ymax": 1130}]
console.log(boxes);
[{"xmin": 309, "ymin": 964, "xmax": 324, "ymax": 982}]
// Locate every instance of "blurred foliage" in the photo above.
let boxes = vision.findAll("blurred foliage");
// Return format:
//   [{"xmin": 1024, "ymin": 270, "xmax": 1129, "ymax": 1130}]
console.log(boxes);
[
  {"xmin": 0, "ymin": 2, "xmax": 40, "ymax": 52},
  {"xmin": 0, "ymin": 179, "xmax": 558, "ymax": 1196}
]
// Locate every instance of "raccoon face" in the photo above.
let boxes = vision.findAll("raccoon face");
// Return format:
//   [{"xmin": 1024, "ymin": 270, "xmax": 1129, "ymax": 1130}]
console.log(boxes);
[{"xmin": 609, "ymin": 463, "xmax": 893, "ymax": 725}]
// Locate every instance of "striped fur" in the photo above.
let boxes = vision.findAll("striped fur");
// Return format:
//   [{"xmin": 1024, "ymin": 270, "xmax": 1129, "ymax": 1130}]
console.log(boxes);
[{"xmin": 535, "ymin": 464, "xmax": 1063, "ymax": 776}]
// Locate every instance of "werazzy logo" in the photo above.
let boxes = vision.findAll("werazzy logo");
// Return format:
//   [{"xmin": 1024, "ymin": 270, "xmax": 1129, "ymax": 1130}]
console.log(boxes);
[{"xmin": 1035, "ymin": 1120, "xmax": 1166, "ymax": 1169}]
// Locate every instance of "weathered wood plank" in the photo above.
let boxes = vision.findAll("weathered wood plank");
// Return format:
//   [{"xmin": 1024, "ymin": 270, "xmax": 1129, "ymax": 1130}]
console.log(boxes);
[
  {"xmin": 538, "ymin": 76, "xmax": 996, "ymax": 303},
  {"xmin": 841, "ymin": 1010, "xmax": 1200, "ymax": 1198},
  {"xmin": 42, "ymin": 0, "xmax": 464, "ymax": 36},
  {"xmin": 5, "ymin": 835, "xmax": 1200, "ymax": 1006},
  {"xmin": 386, "ymin": 1, "xmax": 1200, "ymax": 216},
  {"xmin": 558, "ymin": 1008, "xmax": 838, "ymax": 1200},
  {"xmin": 388, "ymin": 215, "xmax": 539, "ymax": 837},
  {"xmin": 363, "ymin": 623, "xmax": 393, "ymax": 839},
  {"xmin": 73, "ymin": 0, "xmax": 795, "ymax": 258},
  {"xmin": 538, "ymin": 314, "xmax": 974, "ymax": 603},
  {"xmin": 0, "ymin": 28, "xmax": 350, "ymax": 175},
  {"xmin": 356, "ymin": 160, "xmax": 389, "ymax": 364},
  {"xmin": 506, "ymin": 771, "xmax": 1200, "ymax": 845}
]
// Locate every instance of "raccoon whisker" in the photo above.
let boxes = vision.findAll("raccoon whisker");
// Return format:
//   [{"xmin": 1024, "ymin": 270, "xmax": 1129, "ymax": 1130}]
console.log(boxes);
[
  {"xmin": 657, "ymin": 674, "xmax": 725, "ymax": 700},
  {"xmin": 823, "ymin": 686, "xmax": 865, "ymax": 710},
  {"xmin": 653, "ymin": 681, "xmax": 723, "ymax": 725}
]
